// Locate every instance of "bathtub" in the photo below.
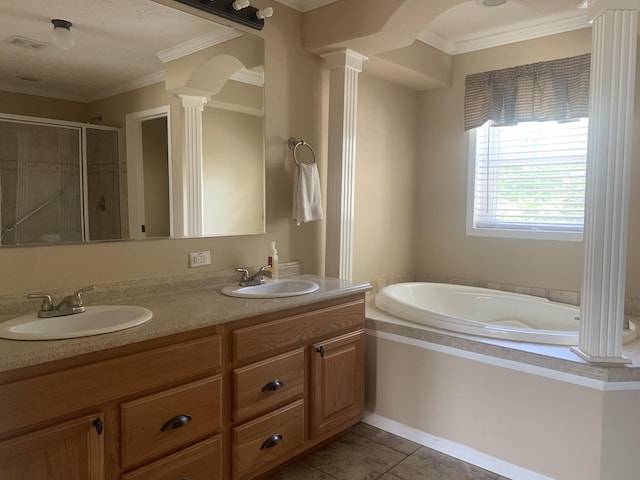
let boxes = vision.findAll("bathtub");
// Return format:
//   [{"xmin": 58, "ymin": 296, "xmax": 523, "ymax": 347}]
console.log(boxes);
[{"xmin": 374, "ymin": 282, "xmax": 638, "ymax": 345}]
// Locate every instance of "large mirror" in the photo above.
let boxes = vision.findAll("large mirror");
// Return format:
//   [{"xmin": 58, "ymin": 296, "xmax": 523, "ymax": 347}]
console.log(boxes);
[{"xmin": 0, "ymin": 0, "xmax": 265, "ymax": 246}]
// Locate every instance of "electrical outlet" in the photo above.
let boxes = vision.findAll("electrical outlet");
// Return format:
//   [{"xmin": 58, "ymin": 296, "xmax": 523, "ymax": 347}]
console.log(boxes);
[{"xmin": 189, "ymin": 251, "xmax": 211, "ymax": 268}]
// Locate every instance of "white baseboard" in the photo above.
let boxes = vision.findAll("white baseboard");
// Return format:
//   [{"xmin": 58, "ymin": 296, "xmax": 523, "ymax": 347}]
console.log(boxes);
[{"xmin": 362, "ymin": 412, "xmax": 555, "ymax": 480}]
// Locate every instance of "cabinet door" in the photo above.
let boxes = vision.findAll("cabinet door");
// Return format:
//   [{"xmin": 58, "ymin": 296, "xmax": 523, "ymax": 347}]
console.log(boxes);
[
  {"xmin": 0, "ymin": 413, "xmax": 104, "ymax": 480},
  {"xmin": 310, "ymin": 330, "xmax": 365, "ymax": 438}
]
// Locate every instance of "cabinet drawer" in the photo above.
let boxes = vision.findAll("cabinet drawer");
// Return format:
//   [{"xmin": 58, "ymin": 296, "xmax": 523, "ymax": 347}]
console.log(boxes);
[
  {"xmin": 233, "ymin": 298, "xmax": 364, "ymax": 361},
  {"xmin": 120, "ymin": 435, "xmax": 222, "ymax": 480},
  {"xmin": 121, "ymin": 376, "xmax": 222, "ymax": 470},
  {"xmin": 0, "ymin": 335, "xmax": 222, "ymax": 437},
  {"xmin": 233, "ymin": 348, "xmax": 304, "ymax": 422},
  {"xmin": 232, "ymin": 400, "xmax": 305, "ymax": 480}
]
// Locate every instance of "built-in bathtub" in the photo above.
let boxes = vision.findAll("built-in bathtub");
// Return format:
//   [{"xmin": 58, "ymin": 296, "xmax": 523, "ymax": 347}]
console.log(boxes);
[{"xmin": 374, "ymin": 282, "xmax": 638, "ymax": 345}]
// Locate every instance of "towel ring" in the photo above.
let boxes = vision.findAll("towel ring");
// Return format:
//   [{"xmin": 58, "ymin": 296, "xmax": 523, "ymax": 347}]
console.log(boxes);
[{"xmin": 288, "ymin": 137, "xmax": 316, "ymax": 166}]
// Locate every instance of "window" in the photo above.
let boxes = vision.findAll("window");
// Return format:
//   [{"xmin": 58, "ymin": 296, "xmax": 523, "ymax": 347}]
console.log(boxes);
[{"xmin": 467, "ymin": 118, "xmax": 588, "ymax": 241}]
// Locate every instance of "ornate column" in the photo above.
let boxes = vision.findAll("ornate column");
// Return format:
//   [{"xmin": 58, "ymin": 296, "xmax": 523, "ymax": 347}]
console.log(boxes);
[
  {"xmin": 572, "ymin": 1, "xmax": 640, "ymax": 363},
  {"xmin": 321, "ymin": 49, "xmax": 368, "ymax": 280},
  {"xmin": 180, "ymin": 95, "xmax": 207, "ymax": 237}
]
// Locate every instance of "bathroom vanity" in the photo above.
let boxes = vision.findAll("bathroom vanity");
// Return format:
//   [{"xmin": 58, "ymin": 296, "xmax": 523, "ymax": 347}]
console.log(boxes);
[{"xmin": 0, "ymin": 276, "xmax": 369, "ymax": 479}]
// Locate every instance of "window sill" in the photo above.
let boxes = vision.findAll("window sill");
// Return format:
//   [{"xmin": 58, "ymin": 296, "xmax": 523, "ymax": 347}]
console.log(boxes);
[{"xmin": 466, "ymin": 226, "xmax": 583, "ymax": 242}]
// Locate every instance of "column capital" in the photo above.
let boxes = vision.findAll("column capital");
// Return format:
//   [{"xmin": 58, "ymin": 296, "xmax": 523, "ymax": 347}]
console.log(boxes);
[
  {"xmin": 587, "ymin": 0, "xmax": 640, "ymax": 21},
  {"xmin": 321, "ymin": 49, "xmax": 368, "ymax": 72},
  {"xmin": 179, "ymin": 95, "xmax": 208, "ymax": 110}
]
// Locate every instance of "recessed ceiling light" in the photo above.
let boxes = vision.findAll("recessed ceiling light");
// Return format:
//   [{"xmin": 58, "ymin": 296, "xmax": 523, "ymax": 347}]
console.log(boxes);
[{"xmin": 481, "ymin": 0, "xmax": 507, "ymax": 6}]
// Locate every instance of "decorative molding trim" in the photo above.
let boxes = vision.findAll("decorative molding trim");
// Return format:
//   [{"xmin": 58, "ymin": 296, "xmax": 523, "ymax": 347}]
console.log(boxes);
[
  {"xmin": 180, "ymin": 95, "xmax": 208, "ymax": 237},
  {"xmin": 157, "ymin": 28, "xmax": 242, "ymax": 63},
  {"xmin": 1, "ymin": 71, "xmax": 166, "ymax": 104},
  {"xmin": 579, "ymin": 8, "xmax": 638, "ymax": 362},
  {"xmin": 88, "ymin": 71, "xmax": 166, "ymax": 103},
  {"xmin": 363, "ymin": 413, "xmax": 555, "ymax": 480},
  {"xmin": 0, "ymin": 81, "xmax": 85, "ymax": 103},
  {"xmin": 365, "ymin": 329, "xmax": 640, "ymax": 391},
  {"xmin": 321, "ymin": 49, "xmax": 367, "ymax": 280},
  {"xmin": 417, "ymin": 13, "xmax": 590, "ymax": 55},
  {"xmin": 230, "ymin": 67, "xmax": 264, "ymax": 86}
]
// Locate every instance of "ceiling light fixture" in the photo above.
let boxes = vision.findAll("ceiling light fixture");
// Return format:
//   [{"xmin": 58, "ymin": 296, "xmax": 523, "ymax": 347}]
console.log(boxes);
[
  {"xmin": 50, "ymin": 19, "xmax": 75, "ymax": 50},
  {"xmin": 256, "ymin": 7, "xmax": 273, "ymax": 19},
  {"xmin": 232, "ymin": 0, "xmax": 250, "ymax": 10}
]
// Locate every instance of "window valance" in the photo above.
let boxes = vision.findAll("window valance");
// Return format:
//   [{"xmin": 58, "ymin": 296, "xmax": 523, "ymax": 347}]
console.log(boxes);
[{"xmin": 464, "ymin": 53, "xmax": 591, "ymax": 131}]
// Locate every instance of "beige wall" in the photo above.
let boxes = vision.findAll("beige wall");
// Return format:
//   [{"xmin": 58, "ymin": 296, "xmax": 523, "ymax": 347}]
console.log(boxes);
[
  {"xmin": 416, "ymin": 29, "xmax": 595, "ymax": 294},
  {"xmin": 0, "ymin": 3, "xmax": 325, "ymax": 295},
  {"xmin": 202, "ymin": 107, "xmax": 264, "ymax": 235},
  {"xmin": 353, "ymin": 72, "xmax": 419, "ymax": 284},
  {"xmin": 0, "ymin": 91, "xmax": 88, "ymax": 123}
]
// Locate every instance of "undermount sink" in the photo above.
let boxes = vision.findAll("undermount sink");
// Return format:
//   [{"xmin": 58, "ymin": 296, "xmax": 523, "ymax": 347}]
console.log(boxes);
[
  {"xmin": 0, "ymin": 305, "xmax": 153, "ymax": 341},
  {"xmin": 222, "ymin": 279, "xmax": 320, "ymax": 299}
]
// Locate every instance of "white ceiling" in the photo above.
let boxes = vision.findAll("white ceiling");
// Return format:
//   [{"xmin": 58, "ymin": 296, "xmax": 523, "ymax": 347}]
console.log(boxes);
[
  {"xmin": 0, "ymin": 0, "xmax": 590, "ymax": 102},
  {"xmin": 0, "ymin": 0, "xmax": 234, "ymax": 102}
]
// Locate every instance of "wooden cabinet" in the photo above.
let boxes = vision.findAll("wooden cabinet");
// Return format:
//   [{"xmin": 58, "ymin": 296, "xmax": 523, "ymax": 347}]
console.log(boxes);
[
  {"xmin": 0, "ymin": 292, "xmax": 366, "ymax": 480},
  {"xmin": 227, "ymin": 294, "xmax": 366, "ymax": 479},
  {"xmin": 0, "ymin": 333, "xmax": 223, "ymax": 480},
  {"xmin": 232, "ymin": 400, "xmax": 305, "ymax": 479},
  {"xmin": 120, "ymin": 375, "xmax": 222, "ymax": 469},
  {"xmin": 310, "ymin": 330, "xmax": 365, "ymax": 438},
  {"xmin": 120, "ymin": 436, "xmax": 222, "ymax": 480},
  {"xmin": 0, "ymin": 413, "xmax": 104, "ymax": 480}
]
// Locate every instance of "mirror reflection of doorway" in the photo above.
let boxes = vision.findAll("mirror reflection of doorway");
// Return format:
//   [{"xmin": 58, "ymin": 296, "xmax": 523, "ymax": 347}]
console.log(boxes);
[{"xmin": 125, "ymin": 106, "xmax": 172, "ymax": 239}]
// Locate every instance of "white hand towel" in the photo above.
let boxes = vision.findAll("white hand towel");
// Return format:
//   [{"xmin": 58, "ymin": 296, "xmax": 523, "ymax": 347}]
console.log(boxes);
[{"xmin": 293, "ymin": 163, "xmax": 324, "ymax": 225}]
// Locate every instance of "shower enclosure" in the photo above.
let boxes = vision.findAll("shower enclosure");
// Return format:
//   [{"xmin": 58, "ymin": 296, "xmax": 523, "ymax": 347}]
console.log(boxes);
[{"xmin": 0, "ymin": 114, "xmax": 122, "ymax": 246}]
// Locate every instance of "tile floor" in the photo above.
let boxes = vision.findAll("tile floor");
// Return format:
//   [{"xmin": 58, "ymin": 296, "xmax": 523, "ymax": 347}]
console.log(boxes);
[{"xmin": 266, "ymin": 423, "xmax": 511, "ymax": 480}]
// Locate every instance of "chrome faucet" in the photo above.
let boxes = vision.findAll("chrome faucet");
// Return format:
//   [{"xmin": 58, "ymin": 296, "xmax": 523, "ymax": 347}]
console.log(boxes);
[
  {"xmin": 236, "ymin": 266, "xmax": 273, "ymax": 286},
  {"xmin": 28, "ymin": 286, "xmax": 95, "ymax": 318}
]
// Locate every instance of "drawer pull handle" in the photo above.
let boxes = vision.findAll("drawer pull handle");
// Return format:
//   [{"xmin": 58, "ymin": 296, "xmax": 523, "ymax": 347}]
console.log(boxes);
[
  {"xmin": 160, "ymin": 414, "xmax": 192, "ymax": 432},
  {"xmin": 260, "ymin": 434, "xmax": 283, "ymax": 450},
  {"xmin": 316, "ymin": 345, "xmax": 325, "ymax": 358},
  {"xmin": 92, "ymin": 417, "xmax": 103, "ymax": 435},
  {"xmin": 261, "ymin": 379, "xmax": 284, "ymax": 392}
]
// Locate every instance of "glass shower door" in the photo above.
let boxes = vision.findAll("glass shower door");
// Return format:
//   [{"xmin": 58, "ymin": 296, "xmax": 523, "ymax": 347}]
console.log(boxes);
[{"xmin": 0, "ymin": 120, "xmax": 83, "ymax": 245}]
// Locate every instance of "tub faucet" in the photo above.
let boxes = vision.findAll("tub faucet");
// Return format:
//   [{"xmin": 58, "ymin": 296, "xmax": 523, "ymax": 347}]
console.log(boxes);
[
  {"xmin": 28, "ymin": 286, "xmax": 95, "ymax": 318},
  {"xmin": 236, "ymin": 266, "xmax": 272, "ymax": 286}
]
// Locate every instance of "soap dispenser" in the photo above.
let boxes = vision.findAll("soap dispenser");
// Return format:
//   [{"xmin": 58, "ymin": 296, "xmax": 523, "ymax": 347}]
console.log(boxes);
[{"xmin": 268, "ymin": 241, "xmax": 279, "ymax": 280}]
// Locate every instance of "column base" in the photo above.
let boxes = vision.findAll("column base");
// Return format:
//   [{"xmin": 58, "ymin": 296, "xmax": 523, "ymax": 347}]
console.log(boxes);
[{"xmin": 570, "ymin": 346, "xmax": 632, "ymax": 365}]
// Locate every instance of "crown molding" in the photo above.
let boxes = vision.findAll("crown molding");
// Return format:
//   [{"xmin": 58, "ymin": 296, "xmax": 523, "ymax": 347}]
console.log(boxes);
[
  {"xmin": 0, "ymin": 81, "xmax": 85, "ymax": 103},
  {"xmin": 88, "ymin": 71, "xmax": 166, "ymax": 103},
  {"xmin": 157, "ymin": 28, "xmax": 242, "ymax": 63},
  {"xmin": 418, "ymin": 13, "xmax": 590, "ymax": 55},
  {"xmin": 230, "ymin": 67, "xmax": 264, "ymax": 86}
]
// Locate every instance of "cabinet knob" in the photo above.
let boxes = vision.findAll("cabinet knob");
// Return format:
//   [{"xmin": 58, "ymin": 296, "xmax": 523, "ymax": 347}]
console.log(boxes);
[
  {"xmin": 160, "ymin": 414, "xmax": 192, "ymax": 432},
  {"xmin": 261, "ymin": 379, "xmax": 284, "ymax": 392},
  {"xmin": 92, "ymin": 416, "xmax": 103, "ymax": 435},
  {"xmin": 260, "ymin": 434, "xmax": 283, "ymax": 450},
  {"xmin": 316, "ymin": 345, "xmax": 325, "ymax": 358}
]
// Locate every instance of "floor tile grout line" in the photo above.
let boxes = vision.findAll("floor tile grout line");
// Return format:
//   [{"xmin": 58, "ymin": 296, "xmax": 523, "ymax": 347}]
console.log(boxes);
[
  {"xmin": 299, "ymin": 456, "xmax": 340, "ymax": 479},
  {"xmin": 350, "ymin": 427, "xmax": 421, "ymax": 457}
]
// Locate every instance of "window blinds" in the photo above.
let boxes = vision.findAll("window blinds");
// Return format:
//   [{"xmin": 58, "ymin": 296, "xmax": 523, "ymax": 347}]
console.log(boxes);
[{"xmin": 473, "ymin": 119, "xmax": 588, "ymax": 232}]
